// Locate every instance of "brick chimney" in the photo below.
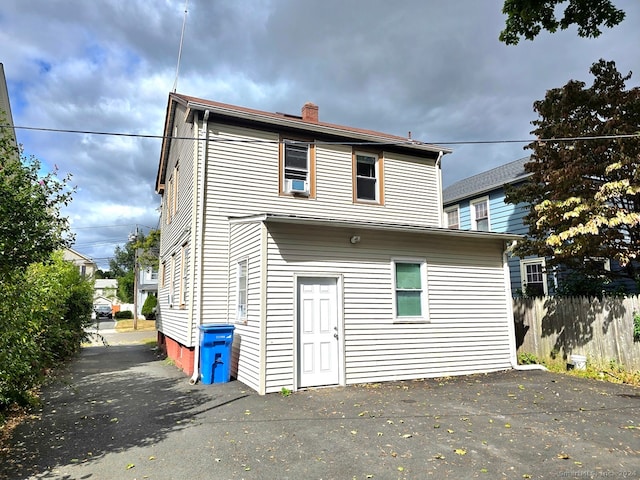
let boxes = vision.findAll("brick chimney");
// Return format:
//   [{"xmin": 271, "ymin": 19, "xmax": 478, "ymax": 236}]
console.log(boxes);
[{"xmin": 301, "ymin": 102, "xmax": 318, "ymax": 122}]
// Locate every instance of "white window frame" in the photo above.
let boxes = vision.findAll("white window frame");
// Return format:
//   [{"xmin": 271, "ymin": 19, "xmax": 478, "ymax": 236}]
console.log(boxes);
[
  {"xmin": 444, "ymin": 205, "xmax": 460, "ymax": 229},
  {"xmin": 180, "ymin": 243, "xmax": 189, "ymax": 307},
  {"xmin": 354, "ymin": 151, "xmax": 382, "ymax": 203},
  {"xmin": 391, "ymin": 258, "xmax": 429, "ymax": 323},
  {"xmin": 172, "ymin": 164, "xmax": 179, "ymax": 216},
  {"xmin": 236, "ymin": 258, "xmax": 248, "ymax": 321},
  {"xmin": 282, "ymin": 139, "xmax": 312, "ymax": 195},
  {"xmin": 470, "ymin": 196, "xmax": 490, "ymax": 231},
  {"xmin": 169, "ymin": 254, "xmax": 176, "ymax": 307},
  {"xmin": 520, "ymin": 258, "xmax": 548, "ymax": 296}
]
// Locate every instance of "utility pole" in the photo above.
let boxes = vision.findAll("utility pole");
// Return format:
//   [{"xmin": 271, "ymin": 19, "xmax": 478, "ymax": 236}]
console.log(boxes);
[{"xmin": 130, "ymin": 226, "xmax": 139, "ymax": 331}]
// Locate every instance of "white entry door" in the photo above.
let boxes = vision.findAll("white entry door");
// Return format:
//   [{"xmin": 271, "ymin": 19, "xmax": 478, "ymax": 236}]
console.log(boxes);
[{"xmin": 298, "ymin": 277, "xmax": 340, "ymax": 388}]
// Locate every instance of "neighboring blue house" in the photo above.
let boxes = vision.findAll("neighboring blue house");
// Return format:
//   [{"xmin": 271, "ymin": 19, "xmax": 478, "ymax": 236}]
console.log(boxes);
[{"xmin": 443, "ymin": 156, "xmax": 552, "ymax": 296}]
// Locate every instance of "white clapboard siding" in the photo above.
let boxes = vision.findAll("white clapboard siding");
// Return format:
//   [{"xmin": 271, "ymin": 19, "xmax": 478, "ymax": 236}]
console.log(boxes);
[
  {"xmin": 160, "ymin": 112, "xmax": 442, "ymax": 349},
  {"xmin": 206, "ymin": 122, "xmax": 441, "ymax": 226},
  {"xmin": 157, "ymin": 102, "xmax": 198, "ymax": 346},
  {"xmin": 262, "ymin": 222, "xmax": 512, "ymax": 393},
  {"xmin": 228, "ymin": 221, "xmax": 263, "ymax": 392}
]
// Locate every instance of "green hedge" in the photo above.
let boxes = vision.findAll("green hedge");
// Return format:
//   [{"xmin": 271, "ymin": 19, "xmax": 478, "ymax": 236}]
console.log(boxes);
[
  {"xmin": 0, "ymin": 252, "xmax": 93, "ymax": 410},
  {"xmin": 115, "ymin": 310, "xmax": 133, "ymax": 319}
]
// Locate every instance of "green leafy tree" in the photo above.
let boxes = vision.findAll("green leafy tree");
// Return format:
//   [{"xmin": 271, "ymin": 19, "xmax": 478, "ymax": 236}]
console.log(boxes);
[
  {"xmin": 141, "ymin": 294, "xmax": 157, "ymax": 320},
  {"xmin": 0, "ymin": 115, "xmax": 74, "ymax": 280},
  {"xmin": 500, "ymin": 0, "xmax": 626, "ymax": 45},
  {"xmin": 109, "ymin": 242, "xmax": 136, "ymax": 279},
  {"xmin": 108, "ymin": 229, "xmax": 159, "ymax": 302},
  {"xmin": 0, "ymin": 252, "xmax": 93, "ymax": 408},
  {"xmin": 136, "ymin": 229, "xmax": 160, "ymax": 270},
  {"xmin": 506, "ymin": 59, "xmax": 640, "ymax": 288},
  {"xmin": 109, "ymin": 235, "xmax": 138, "ymax": 302}
]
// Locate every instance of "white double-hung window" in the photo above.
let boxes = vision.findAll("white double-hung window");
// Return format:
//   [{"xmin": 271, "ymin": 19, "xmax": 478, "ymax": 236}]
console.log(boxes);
[
  {"xmin": 393, "ymin": 259, "xmax": 427, "ymax": 321},
  {"xmin": 236, "ymin": 259, "xmax": 248, "ymax": 321},
  {"xmin": 282, "ymin": 139, "xmax": 314, "ymax": 196},
  {"xmin": 470, "ymin": 197, "xmax": 490, "ymax": 231}
]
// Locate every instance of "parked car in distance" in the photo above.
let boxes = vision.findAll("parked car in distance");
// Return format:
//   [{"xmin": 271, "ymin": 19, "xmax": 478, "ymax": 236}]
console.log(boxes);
[{"xmin": 94, "ymin": 305, "xmax": 113, "ymax": 319}]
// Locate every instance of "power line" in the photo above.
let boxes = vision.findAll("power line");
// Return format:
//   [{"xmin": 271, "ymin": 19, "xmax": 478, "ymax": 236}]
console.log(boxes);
[{"xmin": 4, "ymin": 124, "xmax": 639, "ymax": 147}]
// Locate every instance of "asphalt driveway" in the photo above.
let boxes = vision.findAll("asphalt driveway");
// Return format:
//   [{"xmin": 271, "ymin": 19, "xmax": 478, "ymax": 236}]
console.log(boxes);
[{"xmin": 1, "ymin": 329, "xmax": 639, "ymax": 480}]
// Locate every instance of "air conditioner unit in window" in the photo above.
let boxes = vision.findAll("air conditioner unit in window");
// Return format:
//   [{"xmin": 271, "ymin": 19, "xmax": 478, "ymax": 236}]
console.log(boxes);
[{"xmin": 285, "ymin": 179, "xmax": 309, "ymax": 195}]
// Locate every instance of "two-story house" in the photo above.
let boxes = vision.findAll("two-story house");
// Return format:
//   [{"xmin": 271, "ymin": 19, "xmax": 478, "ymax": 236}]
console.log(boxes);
[
  {"xmin": 443, "ymin": 157, "xmax": 640, "ymax": 297},
  {"xmin": 155, "ymin": 93, "xmax": 520, "ymax": 394},
  {"xmin": 136, "ymin": 266, "xmax": 158, "ymax": 316},
  {"xmin": 442, "ymin": 157, "xmax": 552, "ymax": 296},
  {"xmin": 62, "ymin": 247, "xmax": 97, "ymax": 279}
]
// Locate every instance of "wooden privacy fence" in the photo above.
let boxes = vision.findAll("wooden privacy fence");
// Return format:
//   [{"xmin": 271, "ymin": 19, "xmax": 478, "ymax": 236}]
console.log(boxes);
[{"xmin": 513, "ymin": 296, "xmax": 640, "ymax": 370}]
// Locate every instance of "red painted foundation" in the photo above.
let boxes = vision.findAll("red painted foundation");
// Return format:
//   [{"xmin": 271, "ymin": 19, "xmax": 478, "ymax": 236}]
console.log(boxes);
[{"xmin": 157, "ymin": 332, "xmax": 195, "ymax": 376}]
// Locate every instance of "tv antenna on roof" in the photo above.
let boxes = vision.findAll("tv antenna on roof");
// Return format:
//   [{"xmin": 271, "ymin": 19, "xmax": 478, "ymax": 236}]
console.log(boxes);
[{"xmin": 172, "ymin": 0, "xmax": 189, "ymax": 93}]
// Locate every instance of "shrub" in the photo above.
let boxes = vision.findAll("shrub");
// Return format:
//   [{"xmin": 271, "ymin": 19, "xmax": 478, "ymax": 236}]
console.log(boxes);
[
  {"xmin": 115, "ymin": 310, "xmax": 133, "ymax": 319},
  {"xmin": 517, "ymin": 352, "xmax": 539, "ymax": 365},
  {"xmin": 141, "ymin": 294, "xmax": 157, "ymax": 320},
  {"xmin": 0, "ymin": 252, "xmax": 93, "ymax": 409}
]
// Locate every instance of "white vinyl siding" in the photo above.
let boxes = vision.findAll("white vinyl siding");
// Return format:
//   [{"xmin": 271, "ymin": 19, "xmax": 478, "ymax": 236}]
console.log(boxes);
[
  {"xmin": 228, "ymin": 221, "xmax": 263, "ymax": 393},
  {"xmin": 261, "ymin": 222, "xmax": 512, "ymax": 394},
  {"xmin": 206, "ymin": 124, "xmax": 441, "ymax": 225},
  {"xmin": 157, "ymin": 102, "xmax": 197, "ymax": 346},
  {"xmin": 187, "ymin": 124, "xmax": 442, "ymax": 350}
]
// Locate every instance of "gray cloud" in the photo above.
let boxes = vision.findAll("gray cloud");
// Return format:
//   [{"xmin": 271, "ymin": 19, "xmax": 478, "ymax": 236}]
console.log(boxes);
[{"xmin": 2, "ymin": 0, "xmax": 639, "ymax": 267}]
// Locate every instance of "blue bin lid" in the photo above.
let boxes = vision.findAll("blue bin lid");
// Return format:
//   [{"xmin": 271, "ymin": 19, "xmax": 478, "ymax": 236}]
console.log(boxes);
[{"xmin": 199, "ymin": 323, "xmax": 235, "ymax": 332}]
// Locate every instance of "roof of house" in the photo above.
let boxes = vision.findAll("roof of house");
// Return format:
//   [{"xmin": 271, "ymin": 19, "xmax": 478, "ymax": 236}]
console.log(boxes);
[
  {"xmin": 443, "ymin": 156, "xmax": 531, "ymax": 205},
  {"xmin": 95, "ymin": 279, "xmax": 118, "ymax": 289},
  {"xmin": 0, "ymin": 63, "xmax": 17, "ymax": 147},
  {"xmin": 157, "ymin": 92, "xmax": 452, "ymax": 192},
  {"xmin": 62, "ymin": 247, "xmax": 96, "ymax": 265},
  {"xmin": 229, "ymin": 213, "xmax": 521, "ymax": 242}
]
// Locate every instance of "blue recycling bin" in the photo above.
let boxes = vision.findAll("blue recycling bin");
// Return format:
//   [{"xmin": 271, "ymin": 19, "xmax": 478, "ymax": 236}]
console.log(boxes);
[{"xmin": 199, "ymin": 324, "xmax": 235, "ymax": 384}]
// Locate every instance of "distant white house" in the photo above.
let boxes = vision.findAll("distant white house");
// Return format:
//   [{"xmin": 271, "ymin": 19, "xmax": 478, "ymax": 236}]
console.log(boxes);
[
  {"xmin": 136, "ymin": 267, "xmax": 158, "ymax": 315},
  {"xmin": 62, "ymin": 248, "xmax": 97, "ymax": 278},
  {"xmin": 95, "ymin": 278, "xmax": 118, "ymax": 301}
]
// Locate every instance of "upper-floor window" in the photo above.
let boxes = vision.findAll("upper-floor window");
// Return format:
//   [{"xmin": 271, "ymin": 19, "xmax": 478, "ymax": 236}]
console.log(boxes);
[
  {"xmin": 165, "ymin": 176, "xmax": 173, "ymax": 224},
  {"xmin": 353, "ymin": 151, "xmax": 384, "ymax": 204},
  {"xmin": 444, "ymin": 206, "xmax": 459, "ymax": 229},
  {"xmin": 172, "ymin": 163, "xmax": 179, "ymax": 216},
  {"xmin": 280, "ymin": 138, "xmax": 315, "ymax": 197},
  {"xmin": 470, "ymin": 197, "xmax": 490, "ymax": 231}
]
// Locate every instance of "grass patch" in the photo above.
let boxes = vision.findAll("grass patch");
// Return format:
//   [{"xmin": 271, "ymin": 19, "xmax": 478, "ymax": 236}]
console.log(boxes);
[
  {"xmin": 535, "ymin": 356, "xmax": 640, "ymax": 387},
  {"xmin": 115, "ymin": 319, "xmax": 156, "ymax": 332}
]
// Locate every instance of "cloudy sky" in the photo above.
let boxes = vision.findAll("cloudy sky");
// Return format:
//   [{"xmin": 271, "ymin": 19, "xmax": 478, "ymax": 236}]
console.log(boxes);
[{"xmin": 2, "ymin": 0, "xmax": 639, "ymax": 269}]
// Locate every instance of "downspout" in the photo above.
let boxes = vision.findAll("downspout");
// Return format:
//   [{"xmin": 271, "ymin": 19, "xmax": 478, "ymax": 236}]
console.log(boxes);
[
  {"xmin": 435, "ymin": 151, "xmax": 444, "ymax": 227},
  {"xmin": 504, "ymin": 240, "xmax": 547, "ymax": 372},
  {"xmin": 189, "ymin": 108, "xmax": 210, "ymax": 384}
]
